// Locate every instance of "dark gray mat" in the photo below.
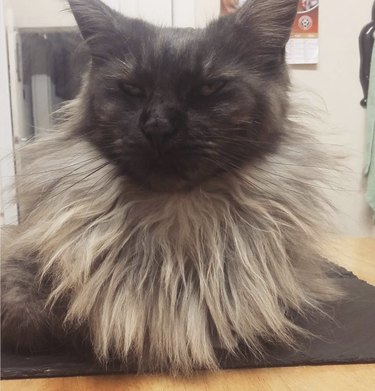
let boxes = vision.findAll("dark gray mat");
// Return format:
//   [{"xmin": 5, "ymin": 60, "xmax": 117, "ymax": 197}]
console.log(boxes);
[{"xmin": 2, "ymin": 264, "xmax": 375, "ymax": 379}]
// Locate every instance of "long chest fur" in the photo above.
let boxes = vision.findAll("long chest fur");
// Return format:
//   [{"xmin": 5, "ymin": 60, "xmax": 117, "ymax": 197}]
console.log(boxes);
[{"xmin": 6, "ymin": 136, "xmax": 336, "ymax": 372}]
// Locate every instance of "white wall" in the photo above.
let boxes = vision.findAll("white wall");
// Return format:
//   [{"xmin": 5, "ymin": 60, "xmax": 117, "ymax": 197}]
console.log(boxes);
[
  {"xmin": 4, "ymin": 0, "xmax": 218, "ymax": 29},
  {"xmin": 4, "ymin": 0, "xmax": 75, "ymax": 29},
  {"xmin": 290, "ymin": 0, "xmax": 375, "ymax": 236}
]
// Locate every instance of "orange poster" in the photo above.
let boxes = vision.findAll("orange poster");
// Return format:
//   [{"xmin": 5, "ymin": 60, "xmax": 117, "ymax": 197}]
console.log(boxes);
[
  {"xmin": 220, "ymin": 0, "xmax": 320, "ymax": 65},
  {"xmin": 287, "ymin": 0, "xmax": 320, "ymax": 64}
]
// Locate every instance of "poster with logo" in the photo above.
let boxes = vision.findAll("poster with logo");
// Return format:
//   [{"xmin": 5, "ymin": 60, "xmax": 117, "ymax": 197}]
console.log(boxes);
[
  {"xmin": 220, "ymin": 0, "xmax": 319, "ymax": 65},
  {"xmin": 286, "ymin": 0, "xmax": 319, "ymax": 64}
]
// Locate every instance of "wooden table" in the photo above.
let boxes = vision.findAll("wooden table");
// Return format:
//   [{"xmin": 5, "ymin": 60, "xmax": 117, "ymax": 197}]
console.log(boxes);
[{"xmin": 2, "ymin": 237, "xmax": 375, "ymax": 391}]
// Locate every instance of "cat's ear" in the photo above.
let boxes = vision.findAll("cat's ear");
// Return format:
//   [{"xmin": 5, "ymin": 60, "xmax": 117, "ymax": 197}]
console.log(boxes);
[
  {"xmin": 234, "ymin": 0, "xmax": 298, "ymax": 51},
  {"xmin": 67, "ymin": 0, "xmax": 126, "ymax": 63}
]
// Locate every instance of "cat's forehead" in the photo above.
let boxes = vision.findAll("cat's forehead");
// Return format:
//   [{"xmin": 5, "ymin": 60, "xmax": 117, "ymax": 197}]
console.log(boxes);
[
  {"xmin": 156, "ymin": 27, "xmax": 202, "ymax": 54},
  {"xmin": 143, "ymin": 27, "xmax": 209, "ymax": 75},
  {"xmin": 110, "ymin": 26, "xmax": 235, "ymax": 84}
]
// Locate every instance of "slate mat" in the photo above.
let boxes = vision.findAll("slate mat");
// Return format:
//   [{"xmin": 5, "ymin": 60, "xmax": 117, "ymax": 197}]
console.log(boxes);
[{"xmin": 2, "ymin": 264, "xmax": 375, "ymax": 380}]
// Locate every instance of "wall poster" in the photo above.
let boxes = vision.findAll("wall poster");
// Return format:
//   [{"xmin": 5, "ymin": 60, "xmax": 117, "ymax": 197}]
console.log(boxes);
[
  {"xmin": 220, "ymin": 0, "xmax": 320, "ymax": 65},
  {"xmin": 287, "ymin": 0, "xmax": 319, "ymax": 64}
]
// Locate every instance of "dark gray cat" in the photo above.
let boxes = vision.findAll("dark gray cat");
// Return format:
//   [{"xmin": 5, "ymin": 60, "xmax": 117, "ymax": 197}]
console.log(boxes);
[{"xmin": 1, "ymin": 0, "xmax": 340, "ymax": 374}]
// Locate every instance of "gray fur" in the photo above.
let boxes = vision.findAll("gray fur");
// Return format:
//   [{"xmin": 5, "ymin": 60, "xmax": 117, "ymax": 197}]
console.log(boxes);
[{"xmin": 1, "ymin": 0, "xmax": 341, "ymax": 374}]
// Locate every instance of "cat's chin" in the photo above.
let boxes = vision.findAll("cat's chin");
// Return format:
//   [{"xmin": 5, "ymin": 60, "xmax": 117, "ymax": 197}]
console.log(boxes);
[
  {"xmin": 125, "ymin": 172, "xmax": 219, "ymax": 193},
  {"xmin": 123, "ymin": 165, "xmax": 225, "ymax": 193},
  {"xmin": 136, "ymin": 176, "xmax": 195, "ymax": 193},
  {"xmin": 116, "ymin": 155, "xmax": 226, "ymax": 193}
]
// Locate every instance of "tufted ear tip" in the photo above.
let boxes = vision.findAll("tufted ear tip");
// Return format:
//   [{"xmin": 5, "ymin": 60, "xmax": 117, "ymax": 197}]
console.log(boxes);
[
  {"xmin": 66, "ymin": 0, "xmax": 127, "ymax": 64},
  {"xmin": 235, "ymin": 0, "xmax": 298, "ymax": 48},
  {"xmin": 67, "ymin": 0, "xmax": 118, "ymax": 41}
]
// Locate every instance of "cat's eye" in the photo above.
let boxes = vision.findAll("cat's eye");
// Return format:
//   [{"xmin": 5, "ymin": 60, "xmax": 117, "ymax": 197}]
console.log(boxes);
[
  {"xmin": 199, "ymin": 80, "xmax": 226, "ymax": 97},
  {"xmin": 119, "ymin": 82, "xmax": 144, "ymax": 97}
]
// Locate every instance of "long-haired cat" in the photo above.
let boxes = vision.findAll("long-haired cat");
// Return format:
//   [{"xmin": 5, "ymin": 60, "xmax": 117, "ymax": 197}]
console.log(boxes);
[{"xmin": 1, "ymin": 0, "xmax": 340, "ymax": 374}]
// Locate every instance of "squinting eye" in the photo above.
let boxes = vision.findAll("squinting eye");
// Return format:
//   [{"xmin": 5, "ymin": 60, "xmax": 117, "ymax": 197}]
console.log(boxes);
[
  {"xmin": 199, "ymin": 80, "xmax": 226, "ymax": 97},
  {"xmin": 119, "ymin": 82, "xmax": 144, "ymax": 97}
]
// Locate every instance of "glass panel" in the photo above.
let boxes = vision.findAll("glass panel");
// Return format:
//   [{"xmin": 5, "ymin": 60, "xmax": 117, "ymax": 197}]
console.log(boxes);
[
  {"xmin": 18, "ymin": 31, "xmax": 86, "ymax": 138},
  {"xmin": 3, "ymin": 0, "xmax": 89, "ymax": 187},
  {"xmin": 4, "ymin": 0, "xmax": 85, "ymax": 145}
]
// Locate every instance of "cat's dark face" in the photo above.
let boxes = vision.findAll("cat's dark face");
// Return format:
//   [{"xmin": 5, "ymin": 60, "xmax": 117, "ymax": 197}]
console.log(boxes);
[{"xmin": 69, "ymin": 0, "xmax": 298, "ymax": 191}]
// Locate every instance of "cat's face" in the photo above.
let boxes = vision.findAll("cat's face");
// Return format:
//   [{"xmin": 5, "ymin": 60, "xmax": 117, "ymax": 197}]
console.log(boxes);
[{"xmin": 69, "ymin": 0, "xmax": 298, "ymax": 190}]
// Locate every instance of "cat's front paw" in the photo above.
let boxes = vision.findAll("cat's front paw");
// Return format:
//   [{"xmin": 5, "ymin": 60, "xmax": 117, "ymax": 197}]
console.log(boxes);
[{"xmin": 1, "ymin": 258, "xmax": 53, "ymax": 352}]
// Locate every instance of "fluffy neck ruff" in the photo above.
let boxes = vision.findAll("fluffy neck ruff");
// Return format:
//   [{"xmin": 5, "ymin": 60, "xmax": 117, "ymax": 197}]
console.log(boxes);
[{"xmin": 8, "ymin": 126, "xmax": 338, "ymax": 373}]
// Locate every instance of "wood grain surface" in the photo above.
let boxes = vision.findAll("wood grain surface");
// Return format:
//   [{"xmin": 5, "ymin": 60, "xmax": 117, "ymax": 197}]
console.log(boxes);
[
  {"xmin": 323, "ymin": 237, "xmax": 375, "ymax": 285},
  {"xmin": 2, "ymin": 237, "xmax": 375, "ymax": 391},
  {"xmin": 2, "ymin": 364, "xmax": 375, "ymax": 391}
]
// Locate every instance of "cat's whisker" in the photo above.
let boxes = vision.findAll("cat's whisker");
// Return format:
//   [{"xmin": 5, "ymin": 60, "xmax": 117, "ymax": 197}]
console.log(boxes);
[
  {"xmin": 252, "ymin": 166, "xmax": 356, "ymax": 193},
  {"xmin": 2, "ymin": 156, "xmax": 107, "ymax": 178},
  {"xmin": 198, "ymin": 147, "xmax": 352, "ymax": 193},
  {"xmin": 27, "ymin": 162, "xmax": 113, "ymax": 210}
]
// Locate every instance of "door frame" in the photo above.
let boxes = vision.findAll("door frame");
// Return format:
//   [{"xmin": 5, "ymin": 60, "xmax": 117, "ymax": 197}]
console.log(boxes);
[{"xmin": 0, "ymin": 0, "xmax": 18, "ymax": 225}]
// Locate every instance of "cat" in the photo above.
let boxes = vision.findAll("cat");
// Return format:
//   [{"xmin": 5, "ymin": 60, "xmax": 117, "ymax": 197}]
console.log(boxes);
[{"xmin": 1, "ymin": 0, "xmax": 340, "ymax": 374}]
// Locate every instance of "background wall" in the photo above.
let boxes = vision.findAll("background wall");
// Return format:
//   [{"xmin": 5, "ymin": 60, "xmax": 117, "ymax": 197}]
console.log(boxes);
[
  {"xmin": 289, "ymin": 0, "xmax": 375, "ymax": 236},
  {"xmin": 3, "ymin": 0, "xmax": 75, "ymax": 29},
  {"xmin": 3, "ymin": 0, "xmax": 220, "ymax": 28}
]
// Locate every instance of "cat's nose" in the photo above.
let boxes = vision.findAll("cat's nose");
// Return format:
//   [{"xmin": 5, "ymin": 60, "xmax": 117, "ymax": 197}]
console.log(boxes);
[{"xmin": 140, "ymin": 117, "xmax": 177, "ymax": 152}]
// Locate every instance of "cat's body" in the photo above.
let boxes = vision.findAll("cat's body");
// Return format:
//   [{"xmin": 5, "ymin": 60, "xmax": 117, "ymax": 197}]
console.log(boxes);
[{"xmin": 1, "ymin": 0, "xmax": 340, "ymax": 374}]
